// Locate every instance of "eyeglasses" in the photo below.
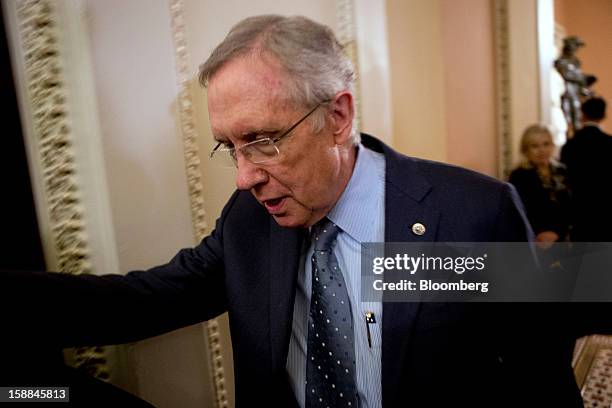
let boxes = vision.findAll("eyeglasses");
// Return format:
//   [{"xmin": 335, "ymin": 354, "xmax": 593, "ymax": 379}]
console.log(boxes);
[{"xmin": 209, "ymin": 100, "xmax": 330, "ymax": 167}]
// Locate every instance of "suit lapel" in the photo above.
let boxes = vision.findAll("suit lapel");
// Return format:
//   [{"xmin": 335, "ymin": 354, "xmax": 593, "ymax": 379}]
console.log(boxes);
[
  {"xmin": 268, "ymin": 219, "xmax": 306, "ymax": 373},
  {"xmin": 377, "ymin": 139, "xmax": 442, "ymax": 405}
]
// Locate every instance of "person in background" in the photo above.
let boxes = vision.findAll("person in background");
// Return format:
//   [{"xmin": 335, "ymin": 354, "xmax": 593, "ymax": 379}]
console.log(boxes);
[
  {"xmin": 509, "ymin": 124, "xmax": 571, "ymax": 248},
  {"xmin": 561, "ymin": 96, "xmax": 612, "ymax": 242}
]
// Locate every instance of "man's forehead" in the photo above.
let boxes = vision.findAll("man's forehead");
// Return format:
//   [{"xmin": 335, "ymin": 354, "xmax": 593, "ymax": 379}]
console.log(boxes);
[
  {"xmin": 208, "ymin": 54, "xmax": 288, "ymax": 99},
  {"xmin": 207, "ymin": 57, "xmax": 297, "ymax": 134}
]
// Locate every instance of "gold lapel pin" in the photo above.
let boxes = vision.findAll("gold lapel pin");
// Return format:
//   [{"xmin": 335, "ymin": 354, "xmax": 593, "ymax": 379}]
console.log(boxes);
[{"xmin": 411, "ymin": 222, "xmax": 426, "ymax": 236}]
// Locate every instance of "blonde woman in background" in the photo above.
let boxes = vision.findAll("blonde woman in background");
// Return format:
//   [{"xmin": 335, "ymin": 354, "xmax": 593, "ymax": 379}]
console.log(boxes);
[{"xmin": 509, "ymin": 125, "xmax": 571, "ymax": 247}]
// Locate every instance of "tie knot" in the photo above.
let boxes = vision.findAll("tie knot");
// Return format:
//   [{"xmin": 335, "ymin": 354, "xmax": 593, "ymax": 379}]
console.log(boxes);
[{"xmin": 312, "ymin": 218, "xmax": 340, "ymax": 251}]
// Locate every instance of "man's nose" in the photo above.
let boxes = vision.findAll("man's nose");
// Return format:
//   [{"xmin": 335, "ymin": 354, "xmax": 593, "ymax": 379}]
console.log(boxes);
[{"xmin": 235, "ymin": 157, "xmax": 268, "ymax": 190}]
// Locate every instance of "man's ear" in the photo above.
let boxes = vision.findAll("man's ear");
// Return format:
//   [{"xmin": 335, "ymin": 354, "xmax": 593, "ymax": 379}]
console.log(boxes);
[{"xmin": 330, "ymin": 91, "xmax": 354, "ymax": 145}]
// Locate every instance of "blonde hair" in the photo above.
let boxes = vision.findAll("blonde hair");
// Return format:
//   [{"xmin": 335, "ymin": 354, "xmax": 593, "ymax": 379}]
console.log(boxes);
[
  {"xmin": 519, "ymin": 124, "xmax": 554, "ymax": 167},
  {"xmin": 520, "ymin": 124, "xmax": 553, "ymax": 153}
]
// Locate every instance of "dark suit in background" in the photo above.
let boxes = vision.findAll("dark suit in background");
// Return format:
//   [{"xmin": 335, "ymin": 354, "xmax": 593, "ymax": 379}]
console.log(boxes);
[
  {"xmin": 508, "ymin": 163, "xmax": 571, "ymax": 240},
  {"xmin": 561, "ymin": 124, "xmax": 612, "ymax": 241}
]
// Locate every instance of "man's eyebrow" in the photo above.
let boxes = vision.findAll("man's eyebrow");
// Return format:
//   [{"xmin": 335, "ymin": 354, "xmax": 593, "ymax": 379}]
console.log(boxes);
[
  {"xmin": 243, "ymin": 129, "xmax": 277, "ymax": 136},
  {"xmin": 242, "ymin": 129, "xmax": 280, "ymax": 139},
  {"xmin": 212, "ymin": 128, "xmax": 279, "ymax": 145},
  {"xmin": 213, "ymin": 137, "xmax": 231, "ymax": 145}
]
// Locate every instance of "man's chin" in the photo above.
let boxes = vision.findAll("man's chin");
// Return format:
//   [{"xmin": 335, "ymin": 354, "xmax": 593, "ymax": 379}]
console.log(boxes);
[{"xmin": 271, "ymin": 213, "xmax": 309, "ymax": 229}]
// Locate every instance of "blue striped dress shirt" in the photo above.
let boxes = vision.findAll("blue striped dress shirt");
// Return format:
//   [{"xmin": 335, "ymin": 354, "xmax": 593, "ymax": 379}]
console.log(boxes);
[{"xmin": 286, "ymin": 145, "xmax": 385, "ymax": 408}]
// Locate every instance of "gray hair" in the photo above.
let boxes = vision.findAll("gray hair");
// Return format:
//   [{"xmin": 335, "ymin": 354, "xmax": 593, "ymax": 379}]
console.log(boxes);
[{"xmin": 199, "ymin": 15, "xmax": 359, "ymax": 144}]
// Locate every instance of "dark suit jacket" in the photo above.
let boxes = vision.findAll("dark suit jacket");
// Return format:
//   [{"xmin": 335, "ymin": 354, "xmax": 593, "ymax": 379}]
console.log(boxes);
[
  {"xmin": 508, "ymin": 163, "xmax": 571, "ymax": 239},
  {"xmin": 561, "ymin": 125, "xmax": 612, "ymax": 241},
  {"xmin": 3, "ymin": 135, "xmax": 587, "ymax": 407}
]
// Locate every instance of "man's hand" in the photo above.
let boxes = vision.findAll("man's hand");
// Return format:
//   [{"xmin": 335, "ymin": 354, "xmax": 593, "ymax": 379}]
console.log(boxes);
[{"xmin": 535, "ymin": 230, "xmax": 559, "ymax": 249}]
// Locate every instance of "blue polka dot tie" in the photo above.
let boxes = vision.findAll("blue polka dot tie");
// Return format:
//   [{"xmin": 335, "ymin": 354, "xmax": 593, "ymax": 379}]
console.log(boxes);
[{"xmin": 306, "ymin": 218, "xmax": 358, "ymax": 408}]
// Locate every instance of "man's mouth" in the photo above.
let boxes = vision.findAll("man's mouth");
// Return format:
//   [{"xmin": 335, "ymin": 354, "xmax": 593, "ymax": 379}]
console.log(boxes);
[{"xmin": 263, "ymin": 197, "xmax": 286, "ymax": 214}]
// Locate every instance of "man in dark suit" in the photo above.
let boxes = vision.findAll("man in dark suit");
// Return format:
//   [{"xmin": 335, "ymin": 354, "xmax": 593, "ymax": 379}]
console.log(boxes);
[
  {"xmin": 2, "ymin": 15, "xmax": 590, "ymax": 407},
  {"xmin": 561, "ymin": 97, "xmax": 612, "ymax": 241}
]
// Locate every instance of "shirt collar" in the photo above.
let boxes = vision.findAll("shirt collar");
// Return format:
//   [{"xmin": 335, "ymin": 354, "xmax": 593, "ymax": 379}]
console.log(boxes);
[
  {"xmin": 582, "ymin": 121, "xmax": 601, "ymax": 129},
  {"xmin": 327, "ymin": 144, "xmax": 385, "ymax": 243}
]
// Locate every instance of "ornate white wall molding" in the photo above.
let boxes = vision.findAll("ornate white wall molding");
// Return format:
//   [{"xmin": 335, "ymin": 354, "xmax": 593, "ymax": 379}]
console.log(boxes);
[
  {"xmin": 4, "ymin": 0, "xmax": 118, "ymax": 383},
  {"xmin": 167, "ymin": 1, "xmax": 227, "ymax": 407},
  {"xmin": 494, "ymin": 0, "xmax": 513, "ymax": 179},
  {"xmin": 12, "ymin": 0, "xmax": 92, "ymax": 275},
  {"xmin": 336, "ymin": 0, "xmax": 361, "ymax": 132}
]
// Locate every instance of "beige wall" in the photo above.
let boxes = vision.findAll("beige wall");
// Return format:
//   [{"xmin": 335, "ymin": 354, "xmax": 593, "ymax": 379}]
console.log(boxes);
[
  {"xmin": 387, "ymin": 0, "xmax": 448, "ymax": 163},
  {"xmin": 508, "ymin": 0, "xmax": 541, "ymax": 167},
  {"xmin": 555, "ymin": 0, "xmax": 569, "ymax": 25},
  {"xmin": 555, "ymin": 0, "xmax": 612, "ymax": 131},
  {"xmin": 386, "ymin": 0, "xmax": 498, "ymax": 176},
  {"xmin": 440, "ymin": 0, "xmax": 497, "ymax": 176}
]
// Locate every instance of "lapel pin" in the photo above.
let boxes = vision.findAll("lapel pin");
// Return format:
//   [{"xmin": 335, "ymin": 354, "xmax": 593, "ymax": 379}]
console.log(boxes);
[{"xmin": 411, "ymin": 222, "xmax": 426, "ymax": 236}]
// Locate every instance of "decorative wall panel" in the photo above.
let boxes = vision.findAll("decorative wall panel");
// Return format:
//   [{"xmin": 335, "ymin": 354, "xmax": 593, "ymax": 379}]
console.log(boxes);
[
  {"xmin": 168, "ymin": 1, "xmax": 226, "ymax": 406},
  {"xmin": 336, "ymin": 0, "xmax": 361, "ymax": 131},
  {"xmin": 494, "ymin": 0, "xmax": 512, "ymax": 179},
  {"xmin": 10, "ymin": 0, "xmax": 110, "ymax": 381}
]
